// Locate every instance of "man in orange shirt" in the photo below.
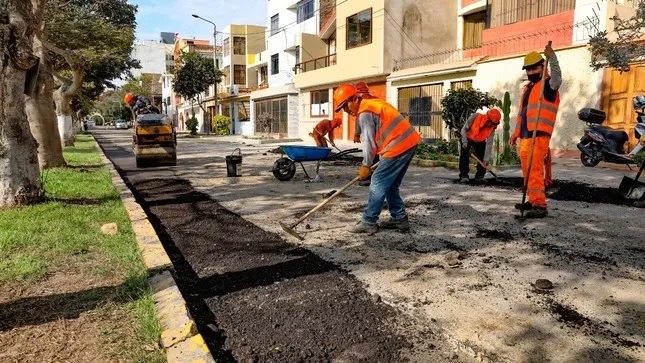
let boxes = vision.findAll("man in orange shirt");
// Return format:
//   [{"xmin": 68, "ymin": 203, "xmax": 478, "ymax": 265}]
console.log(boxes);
[
  {"xmin": 309, "ymin": 118, "xmax": 342, "ymax": 147},
  {"xmin": 334, "ymin": 83, "xmax": 422, "ymax": 234},
  {"xmin": 459, "ymin": 109, "xmax": 501, "ymax": 183}
]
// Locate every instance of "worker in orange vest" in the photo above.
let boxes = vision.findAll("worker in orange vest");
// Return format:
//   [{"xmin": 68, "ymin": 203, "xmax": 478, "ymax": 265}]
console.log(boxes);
[
  {"xmin": 334, "ymin": 83, "xmax": 422, "ymax": 234},
  {"xmin": 459, "ymin": 109, "xmax": 501, "ymax": 183},
  {"xmin": 510, "ymin": 43, "xmax": 561, "ymax": 218},
  {"xmin": 309, "ymin": 118, "xmax": 342, "ymax": 147}
]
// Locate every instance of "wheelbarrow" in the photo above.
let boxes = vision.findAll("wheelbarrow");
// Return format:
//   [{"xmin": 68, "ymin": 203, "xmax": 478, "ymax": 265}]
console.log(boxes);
[
  {"xmin": 618, "ymin": 160, "xmax": 645, "ymax": 200},
  {"xmin": 272, "ymin": 145, "xmax": 361, "ymax": 181}
]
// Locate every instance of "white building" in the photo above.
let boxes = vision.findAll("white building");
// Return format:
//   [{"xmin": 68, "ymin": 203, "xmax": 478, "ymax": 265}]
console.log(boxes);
[
  {"xmin": 249, "ymin": 0, "xmax": 319, "ymax": 139},
  {"xmin": 130, "ymin": 32, "xmax": 176, "ymax": 78},
  {"xmin": 160, "ymin": 73, "xmax": 177, "ymax": 127}
]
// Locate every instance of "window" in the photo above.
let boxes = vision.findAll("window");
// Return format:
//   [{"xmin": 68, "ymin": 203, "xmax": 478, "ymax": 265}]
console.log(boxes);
[
  {"xmin": 233, "ymin": 37, "xmax": 246, "ymax": 55},
  {"xmin": 223, "ymin": 38, "xmax": 230, "ymax": 57},
  {"xmin": 271, "ymin": 14, "xmax": 280, "ymax": 35},
  {"xmin": 310, "ymin": 90, "xmax": 329, "ymax": 117},
  {"xmin": 297, "ymin": 0, "xmax": 314, "ymax": 23},
  {"xmin": 450, "ymin": 80, "xmax": 473, "ymax": 90},
  {"xmin": 490, "ymin": 0, "xmax": 575, "ymax": 28},
  {"xmin": 166, "ymin": 54, "xmax": 174, "ymax": 61},
  {"xmin": 346, "ymin": 8, "xmax": 372, "ymax": 49},
  {"xmin": 234, "ymin": 65, "xmax": 246, "ymax": 85},
  {"xmin": 271, "ymin": 54, "xmax": 279, "ymax": 75},
  {"xmin": 254, "ymin": 97, "xmax": 289, "ymax": 134},
  {"xmin": 463, "ymin": 11, "xmax": 486, "ymax": 48},
  {"xmin": 295, "ymin": 46, "xmax": 300, "ymax": 63}
]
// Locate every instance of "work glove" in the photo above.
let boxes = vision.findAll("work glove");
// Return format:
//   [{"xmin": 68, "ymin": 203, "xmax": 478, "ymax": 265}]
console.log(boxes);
[
  {"xmin": 358, "ymin": 166, "xmax": 371, "ymax": 181},
  {"xmin": 353, "ymin": 135, "xmax": 361, "ymax": 143},
  {"xmin": 462, "ymin": 142, "xmax": 468, "ymax": 149}
]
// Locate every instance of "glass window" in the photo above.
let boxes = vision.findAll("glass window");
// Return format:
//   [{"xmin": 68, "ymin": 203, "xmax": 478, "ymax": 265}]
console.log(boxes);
[
  {"xmin": 234, "ymin": 65, "xmax": 246, "ymax": 85},
  {"xmin": 346, "ymin": 9, "xmax": 372, "ymax": 49},
  {"xmin": 233, "ymin": 37, "xmax": 246, "ymax": 55},
  {"xmin": 297, "ymin": 0, "xmax": 314, "ymax": 23},
  {"xmin": 310, "ymin": 90, "xmax": 329, "ymax": 117},
  {"xmin": 271, "ymin": 54, "xmax": 279, "ymax": 75},
  {"xmin": 271, "ymin": 14, "xmax": 280, "ymax": 35}
]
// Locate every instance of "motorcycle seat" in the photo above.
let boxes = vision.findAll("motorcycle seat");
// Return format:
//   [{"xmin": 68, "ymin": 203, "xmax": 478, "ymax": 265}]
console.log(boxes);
[{"xmin": 593, "ymin": 125, "xmax": 629, "ymax": 144}]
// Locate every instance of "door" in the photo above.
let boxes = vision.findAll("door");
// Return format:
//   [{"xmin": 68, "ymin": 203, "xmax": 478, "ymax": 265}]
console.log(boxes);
[{"xmin": 601, "ymin": 64, "xmax": 645, "ymax": 149}]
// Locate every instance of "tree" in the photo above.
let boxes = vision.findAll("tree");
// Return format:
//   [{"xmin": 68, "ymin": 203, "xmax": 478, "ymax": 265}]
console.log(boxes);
[
  {"xmin": 589, "ymin": 3, "xmax": 645, "ymax": 72},
  {"xmin": 0, "ymin": 0, "xmax": 44, "ymax": 207},
  {"xmin": 40, "ymin": 0, "xmax": 137, "ymax": 147},
  {"xmin": 441, "ymin": 88, "xmax": 500, "ymax": 134},
  {"xmin": 93, "ymin": 90, "xmax": 131, "ymax": 124},
  {"xmin": 122, "ymin": 74, "xmax": 156, "ymax": 100},
  {"xmin": 173, "ymin": 51, "xmax": 223, "ymax": 133}
]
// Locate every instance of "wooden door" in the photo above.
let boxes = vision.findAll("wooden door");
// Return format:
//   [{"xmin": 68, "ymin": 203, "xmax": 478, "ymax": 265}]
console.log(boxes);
[{"xmin": 601, "ymin": 64, "xmax": 645, "ymax": 149}]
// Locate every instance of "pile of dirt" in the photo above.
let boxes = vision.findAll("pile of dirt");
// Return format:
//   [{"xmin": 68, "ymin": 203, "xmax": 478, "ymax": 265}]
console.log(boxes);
[
  {"xmin": 129, "ymin": 178, "xmax": 414, "ymax": 363},
  {"xmin": 479, "ymin": 177, "xmax": 636, "ymax": 206}
]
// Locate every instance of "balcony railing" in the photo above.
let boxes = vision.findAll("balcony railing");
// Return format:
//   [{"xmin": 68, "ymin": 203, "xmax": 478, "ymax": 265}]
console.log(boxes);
[{"xmin": 294, "ymin": 53, "xmax": 336, "ymax": 74}]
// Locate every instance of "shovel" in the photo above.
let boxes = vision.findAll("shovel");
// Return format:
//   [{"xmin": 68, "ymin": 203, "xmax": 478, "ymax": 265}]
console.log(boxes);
[
  {"xmin": 470, "ymin": 152, "xmax": 498, "ymax": 179},
  {"xmin": 618, "ymin": 161, "xmax": 645, "ymax": 200},
  {"xmin": 280, "ymin": 162, "xmax": 379, "ymax": 240}
]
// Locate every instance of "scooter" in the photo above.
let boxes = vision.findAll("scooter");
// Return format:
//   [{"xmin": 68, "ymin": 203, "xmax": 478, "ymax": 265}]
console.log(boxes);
[{"xmin": 576, "ymin": 96, "xmax": 645, "ymax": 167}]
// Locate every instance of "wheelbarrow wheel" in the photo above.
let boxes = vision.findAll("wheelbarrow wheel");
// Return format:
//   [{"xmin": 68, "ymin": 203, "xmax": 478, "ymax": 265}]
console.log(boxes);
[{"xmin": 272, "ymin": 157, "xmax": 296, "ymax": 181}]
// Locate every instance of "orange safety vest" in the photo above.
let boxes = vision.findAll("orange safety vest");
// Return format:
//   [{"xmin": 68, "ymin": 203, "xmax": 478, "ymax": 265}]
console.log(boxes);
[
  {"xmin": 466, "ymin": 114, "xmax": 495, "ymax": 142},
  {"xmin": 356, "ymin": 98, "xmax": 421, "ymax": 158},
  {"xmin": 516, "ymin": 77, "xmax": 560, "ymax": 135}
]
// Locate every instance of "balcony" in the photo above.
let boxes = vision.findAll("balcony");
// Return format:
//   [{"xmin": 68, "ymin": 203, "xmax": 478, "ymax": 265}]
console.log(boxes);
[{"xmin": 294, "ymin": 53, "xmax": 336, "ymax": 74}]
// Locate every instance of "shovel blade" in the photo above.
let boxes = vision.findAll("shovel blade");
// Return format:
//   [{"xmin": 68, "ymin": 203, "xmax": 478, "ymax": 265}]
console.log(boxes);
[{"xmin": 619, "ymin": 176, "xmax": 645, "ymax": 200}]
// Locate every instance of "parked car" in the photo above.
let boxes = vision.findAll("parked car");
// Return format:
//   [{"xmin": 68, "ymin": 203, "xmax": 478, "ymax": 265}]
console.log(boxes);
[
  {"xmin": 85, "ymin": 120, "xmax": 96, "ymax": 128},
  {"xmin": 115, "ymin": 119, "xmax": 128, "ymax": 129}
]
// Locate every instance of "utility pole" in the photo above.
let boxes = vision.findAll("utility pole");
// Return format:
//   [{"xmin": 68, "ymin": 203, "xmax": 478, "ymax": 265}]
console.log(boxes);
[{"xmin": 192, "ymin": 14, "xmax": 219, "ymax": 135}]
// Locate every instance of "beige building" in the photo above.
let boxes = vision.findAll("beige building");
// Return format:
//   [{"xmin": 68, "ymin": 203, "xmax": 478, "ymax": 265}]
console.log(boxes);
[
  {"xmin": 294, "ymin": 0, "xmax": 458, "ymax": 142},
  {"xmin": 219, "ymin": 24, "xmax": 266, "ymax": 135}
]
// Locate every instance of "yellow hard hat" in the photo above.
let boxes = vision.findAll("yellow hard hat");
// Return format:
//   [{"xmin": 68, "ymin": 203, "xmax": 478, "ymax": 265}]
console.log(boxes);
[{"xmin": 522, "ymin": 51, "xmax": 544, "ymax": 70}]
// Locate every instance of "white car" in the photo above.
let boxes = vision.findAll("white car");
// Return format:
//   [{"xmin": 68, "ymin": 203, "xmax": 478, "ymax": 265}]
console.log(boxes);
[{"xmin": 115, "ymin": 120, "xmax": 128, "ymax": 129}]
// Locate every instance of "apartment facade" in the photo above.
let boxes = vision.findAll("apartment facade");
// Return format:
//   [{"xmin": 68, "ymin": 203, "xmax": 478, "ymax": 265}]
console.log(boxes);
[
  {"xmin": 248, "ymin": 0, "xmax": 321, "ymax": 139},
  {"xmin": 387, "ymin": 0, "xmax": 642, "ymax": 155},
  {"xmin": 294, "ymin": 0, "xmax": 458, "ymax": 142},
  {"xmin": 219, "ymin": 24, "xmax": 267, "ymax": 135}
]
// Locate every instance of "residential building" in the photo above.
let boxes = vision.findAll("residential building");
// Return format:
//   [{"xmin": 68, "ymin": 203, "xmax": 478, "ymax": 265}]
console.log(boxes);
[
  {"xmin": 294, "ymin": 0, "xmax": 458, "ymax": 142},
  {"xmin": 173, "ymin": 38, "xmax": 224, "ymax": 133},
  {"xmin": 130, "ymin": 32, "xmax": 176, "ymax": 78},
  {"xmin": 160, "ymin": 73, "xmax": 177, "ymax": 128},
  {"xmin": 249, "ymin": 0, "xmax": 320, "ymax": 139},
  {"xmin": 220, "ymin": 24, "xmax": 267, "ymax": 135},
  {"xmin": 387, "ymin": 0, "xmax": 642, "ymax": 156}
]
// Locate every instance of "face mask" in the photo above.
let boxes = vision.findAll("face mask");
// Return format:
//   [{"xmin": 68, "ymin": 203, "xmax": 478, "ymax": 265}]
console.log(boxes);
[{"xmin": 528, "ymin": 73, "xmax": 542, "ymax": 83}]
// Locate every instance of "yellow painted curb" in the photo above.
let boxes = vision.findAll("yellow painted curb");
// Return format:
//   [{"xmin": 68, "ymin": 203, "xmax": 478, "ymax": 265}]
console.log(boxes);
[{"xmin": 93, "ymin": 136, "xmax": 215, "ymax": 363}]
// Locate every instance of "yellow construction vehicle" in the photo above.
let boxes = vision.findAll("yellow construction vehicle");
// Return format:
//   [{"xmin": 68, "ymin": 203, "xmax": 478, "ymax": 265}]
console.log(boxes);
[{"xmin": 132, "ymin": 113, "xmax": 177, "ymax": 167}]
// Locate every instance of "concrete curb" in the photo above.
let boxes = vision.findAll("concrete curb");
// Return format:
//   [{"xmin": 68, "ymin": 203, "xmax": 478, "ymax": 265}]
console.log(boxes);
[{"xmin": 93, "ymin": 136, "xmax": 215, "ymax": 363}]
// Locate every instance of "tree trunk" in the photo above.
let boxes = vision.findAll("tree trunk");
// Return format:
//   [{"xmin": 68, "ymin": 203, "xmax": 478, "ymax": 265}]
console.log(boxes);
[
  {"xmin": 25, "ymin": 35, "xmax": 66, "ymax": 169},
  {"xmin": 0, "ymin": 0, "xmax": 44, "ymax": 207},
  {"xmin": 54, "ymin": 88, "xmax": 75, "ymax": 146}
]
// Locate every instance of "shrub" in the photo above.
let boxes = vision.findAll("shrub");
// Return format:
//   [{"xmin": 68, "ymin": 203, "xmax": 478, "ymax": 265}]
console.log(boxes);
[
  {"xmin": 441, "ymin": 88, "xmax": 501, "ymax": 133},
  {"xmin": 212, "ymin": 115, "xmax": 231, "ymax": 135},
  {"xmin": 185, "ymin": 117, "xmax": 198, "ymax": 135},
  {"xmin": 256, "ymin": 112, "xmax": 274, "ymax": 137}
]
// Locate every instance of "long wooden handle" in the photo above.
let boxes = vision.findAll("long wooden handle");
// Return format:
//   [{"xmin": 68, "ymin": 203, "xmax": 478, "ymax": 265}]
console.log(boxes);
[
  {"xmin": 290, "ymin": 162, "xmax": 380, "ymax": 228},
  {"xmin": 521, "ymin": 41, "xmax": 552, "ymax": 208},
  {"xmin": 470, "ymin": 152, "xmax": 498, "ymax": 178}
]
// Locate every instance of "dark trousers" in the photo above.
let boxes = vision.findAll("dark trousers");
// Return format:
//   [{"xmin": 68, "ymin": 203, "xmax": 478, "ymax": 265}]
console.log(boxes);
[{"xmin": 459, "ymin": 140, "xmax": 487, "ymax": 179}]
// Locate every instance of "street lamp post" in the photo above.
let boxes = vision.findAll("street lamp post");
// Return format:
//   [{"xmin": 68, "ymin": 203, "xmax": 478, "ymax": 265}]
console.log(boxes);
[{"xmin": 192, "ymin": 14, "xmax": 219, "ymax": 135}]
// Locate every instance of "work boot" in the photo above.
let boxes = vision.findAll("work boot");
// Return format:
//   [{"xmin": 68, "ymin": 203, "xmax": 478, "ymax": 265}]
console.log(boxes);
[
  {"xmin": 379, "ymin": 217, "xmax": 410, "ymax": 232},
  {"xmin": 347, "ymin": 221, "xmax": 378, "ymax": 234},
  {"xmin": 525, "ymin": 206, "xmax": 548, "ymax": 218},
  {"xmin": 515, "ymin": 202, "xmax": 533, "ymax": 210},
  {"xmin": 459, "ymin": 177, "xmax": 469, "ymax": 184}
]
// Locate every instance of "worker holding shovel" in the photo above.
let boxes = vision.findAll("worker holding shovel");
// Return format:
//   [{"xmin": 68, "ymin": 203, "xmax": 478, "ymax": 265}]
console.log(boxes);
[
  {"xmin": 459, "ymin": 108, "xmax": 501, "ymax": 184},
  {"xmin": 309, "ymin": 118, "xmax": 342, "ymax": 147},
  {"xmin": 334, "ymin": 83, "xmax": 421, "ymax": 234},
  {"xmin": 511, "ymin": 42, "xmax": 562, "ymax": 218},
  {"xmin": 354, "ymin": 81, "xmax": 379, "ymax": 187}
]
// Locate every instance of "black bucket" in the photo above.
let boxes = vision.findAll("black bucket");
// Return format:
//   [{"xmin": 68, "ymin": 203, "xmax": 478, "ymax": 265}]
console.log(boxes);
[{"xmin": 226, "ymin": 148, "xmax": 242, "ymax": 177}]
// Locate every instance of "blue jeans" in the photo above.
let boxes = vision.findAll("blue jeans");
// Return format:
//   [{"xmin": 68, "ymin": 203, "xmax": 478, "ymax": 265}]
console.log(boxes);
[{"xmin": 361, "ymin": 146, "xmax": 417, "ymax": 225}]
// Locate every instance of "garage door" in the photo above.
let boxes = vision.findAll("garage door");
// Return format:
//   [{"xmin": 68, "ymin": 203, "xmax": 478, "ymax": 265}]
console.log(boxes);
[{"xmin": 601, "ymin": 64, "xmax": 645, "ymax": 149}]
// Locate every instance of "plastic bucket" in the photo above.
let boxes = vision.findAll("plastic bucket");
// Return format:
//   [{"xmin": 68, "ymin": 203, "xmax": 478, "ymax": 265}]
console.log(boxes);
[{"xmin": 226, "ymin": 148, "xmax": 242, "ymax": 177}]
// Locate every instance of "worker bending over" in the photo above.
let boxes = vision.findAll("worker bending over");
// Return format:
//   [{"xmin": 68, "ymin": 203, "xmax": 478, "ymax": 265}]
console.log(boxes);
[
  {"xmin": 334, "ymin": 83, "xmax": 421, "ymax": 233},
  {"xmin": 124, "ymin": 92, "xmax": 159, "ymax": 116},
  {"xmin": 510, "ymin": 43, "xmax": 561, "ymax": 218},
  {"xmin": 459, "ymin": 108, "xmax": 501, "ymax": 183},
  {"xmin": 309, "ymin": 118, "xmax": 342, "ymax": 147}
]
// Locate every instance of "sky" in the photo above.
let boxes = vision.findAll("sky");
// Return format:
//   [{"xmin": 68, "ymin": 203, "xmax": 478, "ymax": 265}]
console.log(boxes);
[{"xmin": 131, "ymin": 0, "xmax": 268, "ymax": 43}]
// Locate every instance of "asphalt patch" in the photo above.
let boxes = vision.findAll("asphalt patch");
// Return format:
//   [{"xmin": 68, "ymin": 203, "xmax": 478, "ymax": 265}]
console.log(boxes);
[
  {"xmin": 475, "ymin": 228, "xmax": 514, "ymax": 241},
  {"xmin": 128, "ymin": 178, "xmax": 411, "ymax": 363},
  {"xmin": 483, "ymin": 177, "xmax": 636, "ymax": 206}
]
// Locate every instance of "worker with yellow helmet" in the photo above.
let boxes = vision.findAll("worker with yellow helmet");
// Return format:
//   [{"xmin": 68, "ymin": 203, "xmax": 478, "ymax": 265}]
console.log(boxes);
[{"xmin": 510, "ymin": 42, "xmax": 561, "ymax": 218}]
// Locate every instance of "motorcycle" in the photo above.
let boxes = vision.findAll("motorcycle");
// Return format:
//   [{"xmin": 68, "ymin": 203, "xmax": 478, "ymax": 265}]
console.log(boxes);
[{"xmin": 577, "ymin": 96, "xmax": 645, "ymax": 167}]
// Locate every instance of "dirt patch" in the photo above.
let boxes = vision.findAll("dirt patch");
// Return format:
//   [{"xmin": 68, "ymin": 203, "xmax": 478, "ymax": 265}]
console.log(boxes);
[
  {"xmin": 529, "ymin": 241, "xmax": 616, "ymax": 266},
  {"xmin": 483, "ymin": 177, "xmax": 636, "ymax": 206},
  {"xmin": 129, "ymin": 177, "xmax": 422, "ymax": 363},
  {"xmin": 475, "ymin": 228, "xmax": 515, "ymax": 241}
]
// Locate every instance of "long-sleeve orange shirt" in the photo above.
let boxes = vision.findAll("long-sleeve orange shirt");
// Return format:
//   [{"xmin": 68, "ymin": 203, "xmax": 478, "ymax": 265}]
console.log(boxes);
[{"xmin": 314, "ymin": 119, "xmax": 338, "ymax": 143}]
